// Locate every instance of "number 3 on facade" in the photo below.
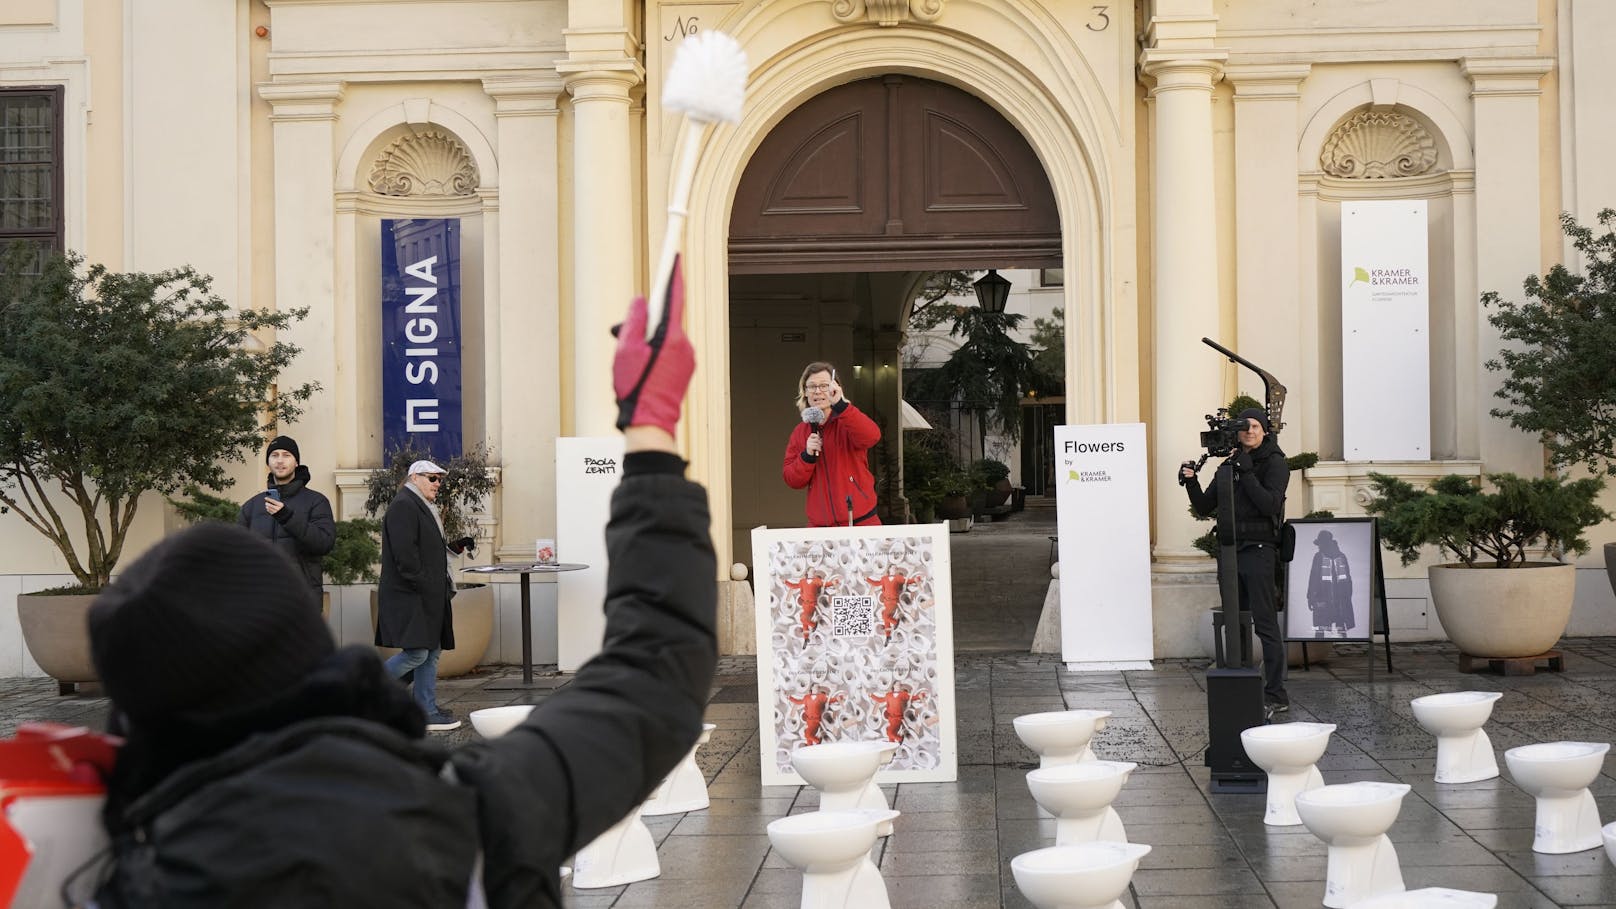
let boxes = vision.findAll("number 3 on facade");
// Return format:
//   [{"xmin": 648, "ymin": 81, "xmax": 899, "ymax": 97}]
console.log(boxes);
[{"xmin": 1087, "ymin": 5, "xmax": 1110, "ymax": 31}]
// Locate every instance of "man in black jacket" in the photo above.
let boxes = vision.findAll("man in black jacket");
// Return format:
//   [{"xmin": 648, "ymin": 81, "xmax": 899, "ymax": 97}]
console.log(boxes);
[
  {"xmin": 80, "ymin": 267, "xmax": 712, "ymax": 908},
  {"xmin": 1182, "ymin": 408, "xmax": 1291, "ymax": 715},
  {"xmin": 237, "ymin": 435, "xmax": 336, "ymax": 603},
  {"xmin": 376, "ymin": 457, "xmax": 462, "ymax": 731}
]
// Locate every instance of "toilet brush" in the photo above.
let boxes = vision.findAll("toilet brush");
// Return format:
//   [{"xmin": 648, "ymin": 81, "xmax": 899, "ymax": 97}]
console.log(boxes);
[{"xmin": 644, "ymin": 30, "xmax": 749, "ymax": 339}]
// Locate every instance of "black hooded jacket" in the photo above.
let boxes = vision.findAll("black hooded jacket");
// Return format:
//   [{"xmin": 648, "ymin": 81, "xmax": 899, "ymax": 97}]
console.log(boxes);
[
  {"xmin": 88, "ymin": 457, "xmax": 717, "ymax": 909},
  {"xmin": 1184, "ymin": 434, "xmax": 1290, "ymax": 545},
  {"xmin": 237, "ymin": 464, "xmax": 336, "ymax": 593}
]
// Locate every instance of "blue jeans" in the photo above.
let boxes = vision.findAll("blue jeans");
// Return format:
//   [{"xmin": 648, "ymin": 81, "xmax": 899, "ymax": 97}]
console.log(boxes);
[{"xmin": 385, "ymin": 647, "xmax": 442, "ymax": 716}]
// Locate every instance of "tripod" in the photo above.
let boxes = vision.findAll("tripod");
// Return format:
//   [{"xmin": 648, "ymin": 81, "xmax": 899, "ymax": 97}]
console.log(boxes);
[{"xmin": 1204, "ymin": 458, "xmax": 1267, "ymax": 794}]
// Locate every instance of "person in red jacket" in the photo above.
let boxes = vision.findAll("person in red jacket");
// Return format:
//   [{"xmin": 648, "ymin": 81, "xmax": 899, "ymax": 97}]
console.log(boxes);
[{"xmin": 782, "ymin": 361, "xmax": 882, "ymax": 527}]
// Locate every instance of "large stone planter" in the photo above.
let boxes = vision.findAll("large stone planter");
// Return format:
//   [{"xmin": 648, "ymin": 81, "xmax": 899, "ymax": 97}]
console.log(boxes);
[
  {"xmin": 1428, "ymin": 562, "xmax": 1576, "ymax": 659},
  {"xmin": 369, "ymin": 584, "xmax": 495, "ymax": 678},
  {"xmin": 17, "ymin": 593, "xmax": 99, "ymax": 694}
]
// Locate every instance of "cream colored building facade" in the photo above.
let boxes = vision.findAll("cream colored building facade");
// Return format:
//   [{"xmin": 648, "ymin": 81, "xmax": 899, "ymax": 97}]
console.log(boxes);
[{"xmin": 1, "ymin": 0, "xmax": 1614, "ymax": 674}]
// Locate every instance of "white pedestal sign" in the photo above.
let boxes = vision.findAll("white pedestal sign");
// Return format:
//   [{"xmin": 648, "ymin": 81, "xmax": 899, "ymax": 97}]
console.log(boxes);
[
  {"xmin": 1342, "ymin": 199, "xmax": 1430, "ymax": 460},
  {"xmin": 1054, "ymin": 423, "xmax": 1153, "ymax": 670},
  {"xmin": 555, "ymin": 436, "xmax": 623, "ymax": 671}
]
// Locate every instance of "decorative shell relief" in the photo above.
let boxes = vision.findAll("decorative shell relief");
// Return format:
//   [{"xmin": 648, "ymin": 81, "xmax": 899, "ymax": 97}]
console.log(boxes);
[
  {"xmin": 1320, "ymin": 111, "xmax": 1438, "ymax": 179},
  {"xmin": 829, "ymin": 0, "xmax": 946, "ymax": 27},
  {"xmin": 368, "ymin": 130, "xmax": 479, "ymax": 197}
]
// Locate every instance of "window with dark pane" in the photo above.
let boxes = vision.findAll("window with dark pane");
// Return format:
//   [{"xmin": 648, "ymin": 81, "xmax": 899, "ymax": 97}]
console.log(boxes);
[{"xmin": 0, "ymin": 87, "xmax": 63, "ymax": 272}]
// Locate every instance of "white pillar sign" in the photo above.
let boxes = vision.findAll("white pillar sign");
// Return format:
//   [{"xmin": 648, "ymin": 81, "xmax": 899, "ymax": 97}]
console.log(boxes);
[
  {"xmin": 1055, "ymin": 423, "xmax": 1153, "ymax": 669},
  {"xmin": 1341, "ymin": 200, "xmax": 1430, "ymax": 460},
  {"xmin": 555, "ymin": 436, "xmax": 624, "ymax": 671}
]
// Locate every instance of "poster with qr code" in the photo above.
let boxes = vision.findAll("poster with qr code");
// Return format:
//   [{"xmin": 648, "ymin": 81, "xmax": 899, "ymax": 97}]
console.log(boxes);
[{"xmin": 751, "ymin": 523, "xmax": 957, "ymax": 785}]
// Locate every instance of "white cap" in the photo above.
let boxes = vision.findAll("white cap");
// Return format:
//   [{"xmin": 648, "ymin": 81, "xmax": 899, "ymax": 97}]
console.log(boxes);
[{"xmin": 407, "ymin": 459, "xmax": 446, "ymax": 476}]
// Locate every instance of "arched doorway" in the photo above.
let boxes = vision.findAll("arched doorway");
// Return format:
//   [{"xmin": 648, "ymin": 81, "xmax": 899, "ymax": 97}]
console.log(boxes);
[{"xmin": 726, "ymin": 75, "xmax": 1060, "ymax": 568}]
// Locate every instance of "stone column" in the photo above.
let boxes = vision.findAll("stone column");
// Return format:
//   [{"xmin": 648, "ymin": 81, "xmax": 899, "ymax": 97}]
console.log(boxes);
[
  {"xmin": 1461, "ymin": 56, "xmax": 1553, "ymax": 476},
  {"xmin": 557, "ymin": 64, "xmax": 642, "ymax": 438},
  {"xmin": 484, "ymin": 77, "xmax": 565, "ymax": 562},
  {"xmin": 259, "ymin": 82, "xmax": 343, "ymax": 457},
  {"xmin": 1141, "ymin": 49, "xmax": 1226, "ymax": 569},
  {"xmin": 1228, "ymin": 65, "xmax": 1309, "ymax": 460}
]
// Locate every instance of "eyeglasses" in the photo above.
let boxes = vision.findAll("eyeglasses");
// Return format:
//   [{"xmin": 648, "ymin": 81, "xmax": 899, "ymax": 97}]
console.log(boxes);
[
  {"xmin": 421, "ymin": 475, "xmax": 443, "ymax": 484},
  {"xmin": 805, "ymin": 383, "xmax": 833, "ymax": 393}
]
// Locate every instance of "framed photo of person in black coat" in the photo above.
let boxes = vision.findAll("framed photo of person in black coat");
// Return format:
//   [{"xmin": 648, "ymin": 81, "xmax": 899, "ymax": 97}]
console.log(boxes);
[{"xmin": 1283, "ymin": 517, "xmax": 1385, "ymax": 643}]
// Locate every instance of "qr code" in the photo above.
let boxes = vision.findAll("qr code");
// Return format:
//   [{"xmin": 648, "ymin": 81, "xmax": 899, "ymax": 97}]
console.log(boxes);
[{"xmin": 830, "ymin": 595, "xmax": 876, "ymax": 637}]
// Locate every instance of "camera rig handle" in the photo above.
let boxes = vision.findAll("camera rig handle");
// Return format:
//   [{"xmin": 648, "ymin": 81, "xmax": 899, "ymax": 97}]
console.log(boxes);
[{"xmin": 1200, "ymin": 337, "xmax": 1287, "ymax": 435}]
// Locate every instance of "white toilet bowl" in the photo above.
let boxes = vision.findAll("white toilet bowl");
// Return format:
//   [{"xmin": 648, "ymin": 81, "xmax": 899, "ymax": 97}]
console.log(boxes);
[
  {"xmin": 1294, "ymin": 781, "xmax": 1412, "ymax": 908},
  {"xmin": 1600, "ymin": 820, "xmax": 1616, "ymax": 868},
  {"xmin": 1013, "ymin": 710, "xmax": 1113, "ymax": 767},
  {"xmin": 1346, "ymin": 887, "xmax": 1497, "ymax": 908},
  {"xmin": 570, "ymin": 804, "xmax": 661, "ymax": 889},
  {"xmin": 792, "ymin": 741, "xmax": 900, "ymax": 812},
  {"xmin": 643, "ymin": 723, "xmax": 718, "ymax": 816},
  {"xmin": 1410, "ymin": 692, "xmax": 1503, "ymax": 784},
  {"xmin": 767, "ymin": 808, "xmax": 900, "ymax": 909},
  {"xmin": 1505, "ymin": 741, "xmax": 1610, "ymax": 854},
  {"xmin": 1025, "ymin": 761, "xmax": 1137, "ymax": 846},
  {"xmin": 1240, "ymin": 722, "xmax": 1336, "ymax": 826},
  {"xmin": 469, "ymin": 704, "xmax": 536, "ymax": 738},
  {"xmin": 1010, "ymin": 841, "xmax": 1152, "ymax": 909}
]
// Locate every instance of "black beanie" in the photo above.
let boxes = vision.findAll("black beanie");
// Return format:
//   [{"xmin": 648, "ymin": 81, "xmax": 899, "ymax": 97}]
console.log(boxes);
[
  {"xmin": 88, "ymin": 523, "xmax": 333, "ymax": 727},
  {"xmin": 266, "ymin": 435, "xmax": 300, "ymax": 465},
  {"xmin": 1237, "ymin": 408, "xmax": 1271, "ymax": 433}
]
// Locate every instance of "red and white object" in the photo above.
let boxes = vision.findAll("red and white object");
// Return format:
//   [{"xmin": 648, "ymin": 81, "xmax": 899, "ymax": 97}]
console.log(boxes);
[{"xmin": 0, "ymin": 723, "xmax": 121, "ymax": 909}]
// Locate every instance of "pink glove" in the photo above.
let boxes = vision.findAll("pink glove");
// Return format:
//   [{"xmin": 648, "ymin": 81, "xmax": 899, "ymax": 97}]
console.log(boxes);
[{"xmin": 612, "ymin": 255, "xmax": 695, "ymax": 435}]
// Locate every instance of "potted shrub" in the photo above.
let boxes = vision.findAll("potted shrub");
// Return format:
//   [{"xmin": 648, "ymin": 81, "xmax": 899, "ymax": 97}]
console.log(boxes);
[
  {"xmin": 973, "ymin": 458, "xmax": 1013, "ymax": 510},
  {"xmin": 364, "ymin": 442, "xmax": 497, "ymax": 677},
  {"xmin": 0, "ymin": 249, "xmax": 313, "ymax": 692},
  {"xmin": 1482, "ymin": 209, "xmax": 1616, "ymax": 600},
  {"xmin": 1365, "ymin": 472, "xmax": 1610, "ymax": 658}
]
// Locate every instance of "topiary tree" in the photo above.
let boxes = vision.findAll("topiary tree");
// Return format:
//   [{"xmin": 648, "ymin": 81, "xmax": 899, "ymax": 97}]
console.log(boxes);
[
  {"xmin": 363, "ymin": 441, "xmax": 495, "ymax": 544},
  {"xmin": 1484, "ymin": 209, "xmax": 1616, "ymax": 476},
  {"xmin": 0, "ymin": 248, "xmax": 316, "ymax": 591},
  {"xmin": 1365, "ymin": 472, "xmax": 1609, "ymax": 568}
]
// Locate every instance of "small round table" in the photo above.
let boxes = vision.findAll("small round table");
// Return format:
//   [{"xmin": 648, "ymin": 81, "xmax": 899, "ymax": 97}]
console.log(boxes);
[{"xmin": 462, "ymin": 563, "xmax": 588, "ymax": 689}]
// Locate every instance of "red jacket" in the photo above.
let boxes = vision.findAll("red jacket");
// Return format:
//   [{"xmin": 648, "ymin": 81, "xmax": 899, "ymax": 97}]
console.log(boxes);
[{"xmin": 782, "ymin": 400, "xmax": 882, "ymax": 527}]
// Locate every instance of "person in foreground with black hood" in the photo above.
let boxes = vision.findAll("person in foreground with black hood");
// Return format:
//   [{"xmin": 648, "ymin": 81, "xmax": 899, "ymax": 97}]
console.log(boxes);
[
  {"xmin": 1181, "ymin": 407, "xmax": 1291, "ymax": 717},
  {"xmin": 237, "ymin": 434, "xmax": 336, "ymax": 601},
  {"xmin": 75, "ymin": 266, "xmax": 715, "ymax": 908}
]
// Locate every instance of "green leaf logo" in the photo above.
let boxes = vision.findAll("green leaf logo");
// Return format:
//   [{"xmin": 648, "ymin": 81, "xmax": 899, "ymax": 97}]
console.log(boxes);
[
  {"xmin": 1067, "ymin": 469, "xmax": 1080, "ymax": 483},
  {"xmin": 1348, "ymin": 267, "xmax": 1370, "ymax": 287}
]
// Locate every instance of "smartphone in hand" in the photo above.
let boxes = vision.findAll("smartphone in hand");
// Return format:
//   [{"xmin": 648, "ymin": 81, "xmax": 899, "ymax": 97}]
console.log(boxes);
[{"xmin": 266, "ymin": 488, "xmax": 280, "ymax": 502}]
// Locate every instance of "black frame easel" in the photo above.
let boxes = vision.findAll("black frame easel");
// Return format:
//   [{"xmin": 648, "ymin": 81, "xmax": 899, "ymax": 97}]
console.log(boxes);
[{"xmin": 1283, "ymin": 516, "xmax": 1392, "ymax": 673}]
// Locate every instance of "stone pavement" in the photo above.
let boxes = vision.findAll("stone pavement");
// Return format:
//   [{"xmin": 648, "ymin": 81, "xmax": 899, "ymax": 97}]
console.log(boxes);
[{"xmin": 11, "ymin": 640, "xmax": 1616, "ymax": 907}]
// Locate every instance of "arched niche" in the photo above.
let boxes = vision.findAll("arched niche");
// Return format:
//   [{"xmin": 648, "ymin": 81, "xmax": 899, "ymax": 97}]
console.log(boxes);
[
  {"xmin": 334, "ymin": 116, "xmax": 496, "ymax": 467},
  {"xmin": 1300, "ymin": 87, "xmax": 1475, "ymax": 462}
]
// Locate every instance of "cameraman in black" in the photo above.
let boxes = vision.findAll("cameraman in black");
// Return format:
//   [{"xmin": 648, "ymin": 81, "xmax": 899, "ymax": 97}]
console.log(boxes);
[{"xmin": 1181, "ymin": 408, "xmax": 1291, "ymax": 716}]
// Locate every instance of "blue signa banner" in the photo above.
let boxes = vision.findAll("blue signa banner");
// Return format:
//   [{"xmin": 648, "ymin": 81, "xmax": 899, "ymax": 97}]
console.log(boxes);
[{"xmin": 381, "ymin": 218, "xmax": 463, "ymax": 462}]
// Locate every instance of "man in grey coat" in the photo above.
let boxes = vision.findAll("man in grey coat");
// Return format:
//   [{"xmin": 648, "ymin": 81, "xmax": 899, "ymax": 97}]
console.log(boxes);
[
  {"xmin": 375, "ymin": 458, "xmax": 468, "ymax": 731},
  {"xmin": 237, "ymin": 435, "xmax": 335, "ymax": 604}
]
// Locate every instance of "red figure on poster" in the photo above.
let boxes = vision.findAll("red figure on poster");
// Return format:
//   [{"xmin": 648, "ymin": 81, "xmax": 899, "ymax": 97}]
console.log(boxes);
[
  {"xmin": 865, "ymin": 570, "xmax": 922, "ymax": 642},
  {"xmin": 782, "ymin": 574, "xmax": 837, "ymax": 640},
  {"xmin": 787, "ymin": 688, "xmax": 843, "ymax": 745},
  {"xmin": 870, "ymin": 686, "xmax": 928, "ymax": 742}
]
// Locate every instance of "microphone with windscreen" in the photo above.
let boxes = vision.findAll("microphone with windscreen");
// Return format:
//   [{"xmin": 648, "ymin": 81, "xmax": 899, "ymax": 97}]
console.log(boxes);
[{"xmin": 801, "ymin": 406, "xmax": 825, "ymax": 462}]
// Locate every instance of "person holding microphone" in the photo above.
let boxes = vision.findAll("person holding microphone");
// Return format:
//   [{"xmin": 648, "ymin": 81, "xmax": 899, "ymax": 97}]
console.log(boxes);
[{"xmin": 782, "ymin": 361, "xmax": 882, "ymax": 527}]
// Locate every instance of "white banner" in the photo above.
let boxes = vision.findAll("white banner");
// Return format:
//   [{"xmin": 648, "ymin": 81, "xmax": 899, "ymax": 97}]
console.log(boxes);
[
  {"xmin": 1055, "ymin": 423, "xmax": 1153, "ymax": 668},
  {"xmin": 751, "ymin": 523, "xmax": 957, "ymax": 786},
  {"xmin": 1341, "ymin": 200, "xmax": 1430, "ymax": 460},
  {"xmin": 555, "ymin": 436, "xmax": 624, "ymax": 671}
]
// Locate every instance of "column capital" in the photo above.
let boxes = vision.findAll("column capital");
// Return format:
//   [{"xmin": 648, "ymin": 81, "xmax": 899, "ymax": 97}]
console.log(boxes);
[
  {"xmin": 1140, "ymin": 49, "xmax": 1227, "ymax": 95},
  {"xmin": 257, "ymin": 81, "xmax": 344, "ymax": 121},
  {"xmin": 482, "ymin": 77, "xmax": 565, "ymax": 116},
  {"xmin": 1225, "ymin": 64, "xmax": 1311, "ymax": 100},
  {"xmin": 1460, "ymin": 56, "xmax": 1553, "ymax": 96},
  {"xmin": 556, "ymin": 61, "xmax": 644, "ymax": 102}
]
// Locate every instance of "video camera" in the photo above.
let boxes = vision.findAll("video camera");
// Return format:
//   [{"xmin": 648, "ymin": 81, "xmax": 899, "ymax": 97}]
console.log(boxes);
[
  {"xmin": 1199, "ymin": 409, "xmax": 1248, "ymax": 458},
  {"xmin": 1176, "ymin": 338, "xmax": 1288, "ymax": 486}
]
